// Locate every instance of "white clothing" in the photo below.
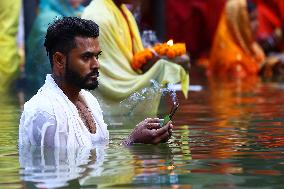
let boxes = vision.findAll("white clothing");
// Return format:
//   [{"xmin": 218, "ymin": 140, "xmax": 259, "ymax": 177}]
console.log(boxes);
[{"xmin": 19, "ymin": 74, "xmax": 109, "ymax": 148}]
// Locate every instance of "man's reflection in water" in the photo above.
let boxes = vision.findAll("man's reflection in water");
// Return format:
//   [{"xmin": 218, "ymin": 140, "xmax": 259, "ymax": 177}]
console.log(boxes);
[
  {"xmin": 19, "ymin": 143, "xmax": 183, "ymax": 188},
  {"xmin": 19, "ymin": 144, "xmax": 106, "ymax": 188}
]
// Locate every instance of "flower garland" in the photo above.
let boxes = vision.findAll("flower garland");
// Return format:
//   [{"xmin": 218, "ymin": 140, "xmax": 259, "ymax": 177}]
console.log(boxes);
[
  {"xmin": 132, "ymin": 41, "xmax": 187, "ymax": 71},
  {"xmin": 131, "ymin": 49, "xmax": 153, "ymax": 70}
]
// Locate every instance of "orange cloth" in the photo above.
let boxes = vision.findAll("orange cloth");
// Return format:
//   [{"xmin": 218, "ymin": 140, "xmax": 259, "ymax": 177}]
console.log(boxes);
[{"xmin": 207, "ymin": 0, "xmax": 265, "ymax": 78}]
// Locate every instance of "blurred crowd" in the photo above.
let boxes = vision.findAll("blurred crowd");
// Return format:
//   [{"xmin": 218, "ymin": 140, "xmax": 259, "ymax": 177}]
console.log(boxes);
[{"xmin": 0, "ymin": 0, "xmax": 284, "ymax": 95}]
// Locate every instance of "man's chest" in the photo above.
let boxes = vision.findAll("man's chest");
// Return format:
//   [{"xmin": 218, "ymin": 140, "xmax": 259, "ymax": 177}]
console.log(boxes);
[{"xmin": 75, "ymin": 99, "xmax": 97, "ymax": 134}]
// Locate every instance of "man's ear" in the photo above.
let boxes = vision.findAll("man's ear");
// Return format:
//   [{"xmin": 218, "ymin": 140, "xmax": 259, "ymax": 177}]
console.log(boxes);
[{"xmin": 53, "ymin": 52, "xmax": 66, "ymax": 70}]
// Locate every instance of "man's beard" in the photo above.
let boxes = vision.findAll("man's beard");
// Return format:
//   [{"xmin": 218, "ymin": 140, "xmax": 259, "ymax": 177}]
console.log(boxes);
[{"xmin": 65, "ymin": 62, "xmax": 99, "ymax": 90}]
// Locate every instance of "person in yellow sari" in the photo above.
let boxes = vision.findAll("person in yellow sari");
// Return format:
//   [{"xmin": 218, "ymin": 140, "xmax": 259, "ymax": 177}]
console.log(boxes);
[
  {"xmin": 207, "ymin": 0, "xmax": 265, "ymax": 79},
  {"xmin": 82, "ymin": 0, "xmax": 189, "ymax": 115},
  {"xmin": 0, "ymin": 1, "xmax": 21, "ymax": 92}
]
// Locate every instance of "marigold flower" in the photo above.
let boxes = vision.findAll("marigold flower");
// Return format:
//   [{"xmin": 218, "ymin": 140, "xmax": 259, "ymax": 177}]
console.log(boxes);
[{"xmin": 131, "ymin": 42, "xmax": 187, "ymax": 71}]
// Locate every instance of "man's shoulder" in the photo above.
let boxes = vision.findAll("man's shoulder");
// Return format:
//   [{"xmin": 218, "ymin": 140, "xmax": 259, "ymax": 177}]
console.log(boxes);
[{"xmin": 23, "ymin": 91, "xmax": 53, "ymax": 115}]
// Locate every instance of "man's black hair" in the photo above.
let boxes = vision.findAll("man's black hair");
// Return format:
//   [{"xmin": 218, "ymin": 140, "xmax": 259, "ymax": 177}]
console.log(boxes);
[{"xmin": 44, "ymin": 16, "xmax": 99, "ymax": 68}]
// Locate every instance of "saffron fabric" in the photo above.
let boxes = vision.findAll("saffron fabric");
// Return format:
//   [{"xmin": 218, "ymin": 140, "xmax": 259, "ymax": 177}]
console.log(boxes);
[
  {"xmin": 82, "ymin": 0, "xmax": 189, "ymax": 114},
  {"xmin": 207, "ymin": 0, "xmax": 265, "ymax": 78},
  {"xmin": 0, "ymin": 0, "xmax": 21, "ymax": 91},
  {"xmin": 19, "ymin": 74, "xmax": 109, "ymax": 148},
  {"xmin": 25, "ymin": 0, "xmax": 84, "ymax": 92}
]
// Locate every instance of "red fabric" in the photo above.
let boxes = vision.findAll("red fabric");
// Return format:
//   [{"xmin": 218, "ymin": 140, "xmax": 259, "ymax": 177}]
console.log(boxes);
[
  {"xmin": 165, "ymin": 0, "xmax": 226, "ymax": 59},
  {"xmin": 255, "ymin": 0, "xmax": 284, "ymax": 38}
]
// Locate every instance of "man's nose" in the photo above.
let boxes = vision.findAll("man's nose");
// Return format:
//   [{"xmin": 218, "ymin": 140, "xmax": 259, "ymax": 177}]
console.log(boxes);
[{"xmin": 91, "ymin": 57, "xmax": 100, "ymax": 69}]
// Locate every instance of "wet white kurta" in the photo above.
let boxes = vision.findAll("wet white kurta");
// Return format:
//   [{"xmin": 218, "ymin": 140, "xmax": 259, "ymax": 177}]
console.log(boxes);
[{"xmin": 19, "ymin": 74, "xmax": 109, "ymax": 148}]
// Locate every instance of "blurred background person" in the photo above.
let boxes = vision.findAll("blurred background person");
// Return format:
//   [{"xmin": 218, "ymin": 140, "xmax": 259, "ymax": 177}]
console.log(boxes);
[
  {"xmin": 202, "ymin": 0, "xmax": 265, "ymax": 79},
  {"xmin": 165, "ymin": 0, "xmax": 226, "ymax": 61},
  {"xmin": 0, "ymin": 1, "xmax": 22, "ymax": 92},
  {"xmin": 255, "ymin": 0, "xmax": 284, "ymax": 54},
  {"xmin": 254, "ymin": 0, "xmax": 284, "ymax": 80},
  {"xmin": 25, "ymin": 0, "xmax": 86, "ymax": 95},
  {"xmin": 82, "ymin": 0, "xmax": 189, "ymax": 116}
]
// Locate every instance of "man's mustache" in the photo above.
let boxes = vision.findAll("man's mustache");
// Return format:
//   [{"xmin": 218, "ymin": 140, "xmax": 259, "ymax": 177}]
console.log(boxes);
[{"xmin": 86, "ymin": 69, "xmax": 99, "ymax": 78}]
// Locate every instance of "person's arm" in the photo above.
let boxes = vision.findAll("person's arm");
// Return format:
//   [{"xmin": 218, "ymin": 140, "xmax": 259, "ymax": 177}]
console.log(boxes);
[
  {"xmin": 19, "ymin": 110, "xmax": 65, "ymax": 147},
  {"xmin": 122, "ymin": 118, "xmax": 173, "ymax": 145},
  {"xmin": 169, "ymin": 53, "xmax": 190, "ymax": 71}
]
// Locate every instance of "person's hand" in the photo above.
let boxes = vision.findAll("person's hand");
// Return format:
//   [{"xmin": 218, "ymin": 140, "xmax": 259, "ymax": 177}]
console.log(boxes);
[
  {"xmin": 169, "ymin": 53, "xmax": 190, "ymax": 72},
  {"xmin": 122, "ymin": 118, "xmax": 173, "ymax": 145},
  {"xmin": 141, "ymin": 54, "xmax": 160, "ymax": 73}
]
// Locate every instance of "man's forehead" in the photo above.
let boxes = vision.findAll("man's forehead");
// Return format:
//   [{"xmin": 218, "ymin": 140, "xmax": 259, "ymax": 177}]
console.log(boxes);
[
  {"xmin": 73, "ymin": 36, "xmax": 100, "ymax": 51},
  {"xmin": 74, "ymin": 36, "xmax": 99, "ymax": 45}
]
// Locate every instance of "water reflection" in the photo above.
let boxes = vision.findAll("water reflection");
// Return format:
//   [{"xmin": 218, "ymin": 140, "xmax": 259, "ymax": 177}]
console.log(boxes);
[
  {"xmin": 19, "ymin": 145, "xmax": 106, "ymax": 188},
  {"xmin": 172, "ymin": 78, "xmax": 284, "ymax": 183},
  {"xmin": 199, "ymin": 77, "xmax": 261, "ymax": 160}
]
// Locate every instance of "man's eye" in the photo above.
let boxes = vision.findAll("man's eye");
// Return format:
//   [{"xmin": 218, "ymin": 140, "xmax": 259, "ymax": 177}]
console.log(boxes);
[{"xmin": 82, "ymin": 55, "xmax": 90, "ymax": 60}]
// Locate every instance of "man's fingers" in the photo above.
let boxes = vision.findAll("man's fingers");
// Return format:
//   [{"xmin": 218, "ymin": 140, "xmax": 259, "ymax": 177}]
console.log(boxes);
[
  {"xmin": 168, "ymin": 126, "xmax": 173, "ymax": 137},
  {"xmin": 153, "ymin": 129, "xmax": 171, "ymax": 144},
  {"xmin": 145, "ymin": 118, "xmax": 160, "ymax": 123},
  {"xmin": 154, "ymin": 123, "xmax": 170, "ymax": 136},
  {"xmin": 169, "ymin": 123, "xmax": 174, "ymax": 130},
  {"xmin": 147, "ymin": 122, "xmax": 161, "ymax": 129},
  {"xmin": 165, "ymin": 121, "xmax": 173, "ymax": 128}
]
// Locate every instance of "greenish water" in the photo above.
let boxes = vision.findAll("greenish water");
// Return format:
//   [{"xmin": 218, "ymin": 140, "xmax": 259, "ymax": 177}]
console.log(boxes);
[{"xmin": 0, "ymin": 79, "xmax": 284, "ymax": 189}]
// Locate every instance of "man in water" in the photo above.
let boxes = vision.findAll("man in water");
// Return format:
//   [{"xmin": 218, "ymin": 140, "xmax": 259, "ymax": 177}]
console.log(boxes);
[{"xmin": 19, "ymin": 17, "xmax": 173, "ymax": 148}]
